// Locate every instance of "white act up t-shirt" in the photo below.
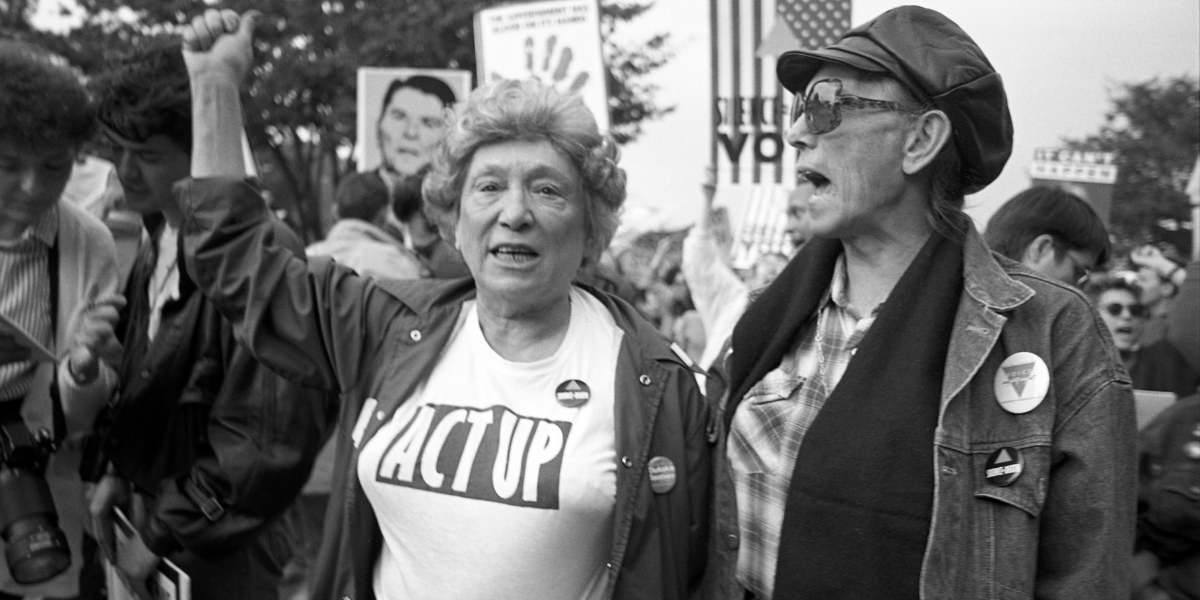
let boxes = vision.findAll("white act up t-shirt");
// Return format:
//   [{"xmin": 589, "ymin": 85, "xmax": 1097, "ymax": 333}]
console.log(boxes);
[{"xmin": 358, "ymin": 287, "xmax": 624, "ymax": 600}]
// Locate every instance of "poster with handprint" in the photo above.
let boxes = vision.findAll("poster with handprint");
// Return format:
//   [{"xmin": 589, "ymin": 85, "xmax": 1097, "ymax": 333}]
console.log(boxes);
[{"xmin": 475, "ymin": 0, "xmax": 610, "ymax": 131}]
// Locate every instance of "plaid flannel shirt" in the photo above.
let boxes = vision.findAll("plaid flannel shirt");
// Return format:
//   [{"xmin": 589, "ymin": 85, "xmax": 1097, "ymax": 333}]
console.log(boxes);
[{"xmin": 727, "ymin": 254, "xmax": 879, "ymax": 598}]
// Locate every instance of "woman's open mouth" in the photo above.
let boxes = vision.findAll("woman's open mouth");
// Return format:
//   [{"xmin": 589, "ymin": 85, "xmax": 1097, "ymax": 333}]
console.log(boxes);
[{"xmin": 490, "ymin": 243, "xmax": 540, "ymax": 265}]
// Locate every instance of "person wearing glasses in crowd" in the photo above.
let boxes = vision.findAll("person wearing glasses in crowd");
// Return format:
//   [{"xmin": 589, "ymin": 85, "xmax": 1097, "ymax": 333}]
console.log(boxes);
[
  {"xmin": 175, "ymin": 11, "xmax": 709, "ymax": 600},
  {"xmin": 703, "ymin": 7, "xmax": 1136, "ymax": 600},
  {"xmin": 1085, "ymin": 276, "xmax": 1199, "ymax": 398},
  {"xmin": 984, "ymin": 186, "xmax": 1109, "ymax": 287}
]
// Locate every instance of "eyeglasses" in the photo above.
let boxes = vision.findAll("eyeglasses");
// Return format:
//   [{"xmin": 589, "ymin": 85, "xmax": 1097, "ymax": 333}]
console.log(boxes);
[
  {"xmin": 1071, "ymin": 262, "xmax": 1093, "ymax": 288},
  {"xmin": 789, "ymin": 79, "xmax": 904, "ymax": 135},
  {"xmin": 1052, "ymin": 239, "xmax": 1096, "ymax": 287},
  {"xmin": 1101, "ymin": 302, "xmax": 1146, "ymax": 318}
]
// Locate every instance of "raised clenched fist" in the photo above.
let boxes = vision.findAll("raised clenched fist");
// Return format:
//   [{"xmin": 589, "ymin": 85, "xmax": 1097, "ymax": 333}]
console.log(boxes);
[{"xmin": 181, "ymin": 8, "xmax": 260, "ymax": 83}]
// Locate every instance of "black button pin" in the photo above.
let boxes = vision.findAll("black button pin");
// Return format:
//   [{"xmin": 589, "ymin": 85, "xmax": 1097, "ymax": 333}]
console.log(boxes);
[
  {"xmin": 984, "ymin": 447, "xmax": 1023, "ymax": 487},
  {"xmin": 556, "ymin": 379, "xmax": 591, "ymax": 408}
]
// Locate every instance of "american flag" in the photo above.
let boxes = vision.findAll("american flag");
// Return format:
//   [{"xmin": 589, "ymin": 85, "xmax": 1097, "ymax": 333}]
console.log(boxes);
[
  {"xmin": 708, "ymin": 0, "xmax": 851, "ymax": 263},
  {"xmin": 778, "ymin": 0, "xmax": 851, "ymax": 49},
  {"xmin": 710, "ymin": 0, "xmax": 853, "ymax": 185}
]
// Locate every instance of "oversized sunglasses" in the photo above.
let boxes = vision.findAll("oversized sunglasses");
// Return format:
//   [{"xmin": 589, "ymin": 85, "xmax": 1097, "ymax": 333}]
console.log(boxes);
[
  {"xmin": 789, "ymin": 79, "xmax": 904, "ymax": 135},
  {"xmin": 1101, "ymin": 302, "xmax": 1146, "ymax": 318}
]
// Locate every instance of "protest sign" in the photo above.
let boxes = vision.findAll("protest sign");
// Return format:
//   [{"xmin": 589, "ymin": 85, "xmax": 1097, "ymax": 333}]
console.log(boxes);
[
  {"xmin": 1029, "ymin": 147, "xmax": 1119, "ymax": 224},
  {"xmin": 711, "ymin": 0, "xmax": 850, "ymax": 265},
  {"xmin": 475, "ymin": 0, "xmax": 609, "ymax": 131},
  {"xmin": 356, "ymin": 68, "xmax": 472, "ymax": 175}
]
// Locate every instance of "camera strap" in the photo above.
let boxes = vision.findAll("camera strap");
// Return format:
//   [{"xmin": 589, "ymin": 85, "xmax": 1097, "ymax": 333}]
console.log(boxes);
[{"xmin": 47, "ymin": 239, "xmax": 65, "ymax": 444}]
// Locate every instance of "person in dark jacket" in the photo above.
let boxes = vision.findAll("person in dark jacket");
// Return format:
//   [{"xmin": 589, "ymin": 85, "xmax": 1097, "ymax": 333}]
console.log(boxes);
[
  {"xmin": 84, "ymin": 39, "xmax": 333, "ymax": 600},
  {"xmin": 1133, "ymin": 392, "xmax": 1200, "ymax": 599},
  {"xmin": 177, "ymin": 11, "xmax": 709, "ymax": 600},
  {"xmin": 704, "ymin": 6, "xmax": 1135, "ymax": 600}
]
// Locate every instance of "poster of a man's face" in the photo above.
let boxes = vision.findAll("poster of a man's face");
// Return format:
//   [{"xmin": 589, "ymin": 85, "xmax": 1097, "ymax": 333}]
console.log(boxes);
[{"xmin": 356, "ymin": 68, "xmax": 472, "ymax": 176}]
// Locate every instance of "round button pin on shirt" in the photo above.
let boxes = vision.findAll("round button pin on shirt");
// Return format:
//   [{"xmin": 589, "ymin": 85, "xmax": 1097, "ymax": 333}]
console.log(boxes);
[
  {"xmin": 993, "ymin": 352, "xmax": 1049, "ymax": 414},
  {"xmin": 984, "ymin": 447, "xmax": 1023, "ymax": 487},
  {"xmin": 648, "ymin": 456, "xmax": 676, "ymax": 494},
  {"xmin": 555, "ymin": 379, "xmax": 591, "ymax": 408}
]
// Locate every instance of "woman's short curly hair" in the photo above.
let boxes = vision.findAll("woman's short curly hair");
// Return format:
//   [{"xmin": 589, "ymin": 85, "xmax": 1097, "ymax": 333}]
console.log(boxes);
[
  {"xmin": 0, "ymin": 41, "xmax": 95, "ymax": 148},
  {"xmin": 422, "ymin": 79, "xmax": 626, "ymax": 267}
]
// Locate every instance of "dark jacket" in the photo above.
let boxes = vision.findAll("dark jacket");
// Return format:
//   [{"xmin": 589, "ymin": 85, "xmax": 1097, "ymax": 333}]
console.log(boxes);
[
  {"xmin": 703, "ymin": 227, "xmax": 1138, "ymax": 599},
  {"xmin": 179, "ymin": 178, "xmax": 711, "ymax": 600},
  {"xmin": 1130, "ymin": 340, "xmax": 1200, "ymax": 399},
  {"xmin": 1137, "ymin": 393, "xmax": 1200, "ymax": 598},
  {"xmin": 102, "ymin": 213, "xmax": 334, "ymax": 557}
]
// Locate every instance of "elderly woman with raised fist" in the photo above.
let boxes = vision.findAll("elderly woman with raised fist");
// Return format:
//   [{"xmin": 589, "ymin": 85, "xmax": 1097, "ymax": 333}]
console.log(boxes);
[{"xmin": 175, "ymin": 10, "xmax": 709, "ymax": 600}]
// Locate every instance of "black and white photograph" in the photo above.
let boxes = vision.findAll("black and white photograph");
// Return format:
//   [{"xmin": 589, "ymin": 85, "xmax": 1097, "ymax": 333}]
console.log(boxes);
[
  {"xmin": 1, "ymin": 0, "xmax": 1196, "ymax": 599},
  {"xmin": 355, "ymin": 67, "xmax": 472, "ymax": 177}
]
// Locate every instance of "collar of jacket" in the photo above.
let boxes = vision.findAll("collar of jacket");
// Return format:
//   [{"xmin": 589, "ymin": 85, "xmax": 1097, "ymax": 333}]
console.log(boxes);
[
  {"xmin": 137, "ymin": 215, "xmax": 198, "ymax": 302},
  {"xmin": 727, "ymin": 224, "xmax": 1032, "ymax": 425},
  {"xmin": 372, "ymin": 276, "xmax": 688, "ymax": 367},
  {"xmin": 960, "ymin": 225, "xmax": 1032, "ymax": 312},
  {"xmin": 935, "ymin": 226, "xmax": 1035, "ymax": 411},
  {"xmin": 324, "ymin": 218, "xmax": 403, "ymax": 246}
]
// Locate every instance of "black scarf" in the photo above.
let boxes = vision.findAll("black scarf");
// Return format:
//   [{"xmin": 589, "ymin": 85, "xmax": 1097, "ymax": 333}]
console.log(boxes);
[{"xmin": 729, "ymin": 231, "xmax": 963, "ymax": 599}]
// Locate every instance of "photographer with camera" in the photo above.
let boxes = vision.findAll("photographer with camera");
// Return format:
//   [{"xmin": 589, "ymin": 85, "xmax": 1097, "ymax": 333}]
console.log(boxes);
[{"xmin": 1, "ymin": 42, "xmax": 123, "ymax": 599}]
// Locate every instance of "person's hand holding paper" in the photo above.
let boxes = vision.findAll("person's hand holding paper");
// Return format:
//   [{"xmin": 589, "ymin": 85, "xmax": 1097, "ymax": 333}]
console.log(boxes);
[{"xmin": 0, "ymin": 312, "xmax": 53, "ymax": 364}]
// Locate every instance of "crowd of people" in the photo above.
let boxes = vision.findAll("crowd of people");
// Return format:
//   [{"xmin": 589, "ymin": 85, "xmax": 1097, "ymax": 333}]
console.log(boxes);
[{"xmin": 0, "ymin": 5, "xmax": 1197, "ymax": 600}]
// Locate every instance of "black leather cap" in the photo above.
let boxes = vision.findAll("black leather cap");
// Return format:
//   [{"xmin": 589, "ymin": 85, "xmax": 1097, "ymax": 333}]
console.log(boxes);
[{"xmin": 776, "ymin": 6, "xmax": 1013, "ymax": 195}]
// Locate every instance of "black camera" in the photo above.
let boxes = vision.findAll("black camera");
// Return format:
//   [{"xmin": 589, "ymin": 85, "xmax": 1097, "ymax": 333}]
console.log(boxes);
[{"xmin": 0, "ymin": 402, "xmax": 70, "ymax": 585}]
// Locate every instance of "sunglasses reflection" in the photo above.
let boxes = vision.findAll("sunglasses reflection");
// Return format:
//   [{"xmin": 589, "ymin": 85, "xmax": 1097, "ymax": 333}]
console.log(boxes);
[{"xmin": 789, "ymin": 79, "xmax": 904, "ymax": 135}]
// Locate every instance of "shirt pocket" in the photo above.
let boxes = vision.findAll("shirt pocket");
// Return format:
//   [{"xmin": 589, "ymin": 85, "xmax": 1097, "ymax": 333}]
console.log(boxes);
[
  {"xmin": 970, "ymin": 441, "xmax": 1051, "ymax": 600},
  {"xmin": 732, "ymin": 375, "xmax": 806, "ymax": 474},
  {"xmin": 747, "ymin": 374, "xmax": 805, "ymax": 406},
  {"xmin": 972, "ymin": 441, "xmax": 1049, "ymax": 517}
]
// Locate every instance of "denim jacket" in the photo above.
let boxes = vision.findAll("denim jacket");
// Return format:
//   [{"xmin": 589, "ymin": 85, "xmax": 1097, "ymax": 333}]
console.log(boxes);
[{"xmin": 704, "ymin": 226, "xmax": 1137, "ymax": 599}]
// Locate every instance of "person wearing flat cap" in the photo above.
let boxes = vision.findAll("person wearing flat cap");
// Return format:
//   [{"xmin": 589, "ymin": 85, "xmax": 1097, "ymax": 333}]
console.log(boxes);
[{"xmin": 704, "ymin": 6, "xmax": 1136, "ymax": 600}]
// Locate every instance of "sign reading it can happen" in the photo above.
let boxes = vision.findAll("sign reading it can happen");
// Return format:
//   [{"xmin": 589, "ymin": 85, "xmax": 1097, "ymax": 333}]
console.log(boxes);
[
  {"xmin": 475, "ymin": 0, "xmax": 610, "ymax": 131},
  {"xmin": 1030, "ymin": 148, "xmax": 1118, "ymax": 184},
  {"xmin": 1029, "ymin": 147, "xmax": 1120, "ymax": 224}
]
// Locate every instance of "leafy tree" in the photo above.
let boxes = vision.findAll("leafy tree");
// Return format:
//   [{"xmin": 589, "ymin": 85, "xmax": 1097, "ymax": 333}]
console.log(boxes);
[
  {"xmin": 1065, "ymin": 75, "xmax": 1199, "ymax": 256},
  {"xmin": 1, "ymin": 0, "xmax": 32, "ymax": 30},
  {"xmin": 8, "ymin": 0, "xmax": 674, "ymax": 242}
]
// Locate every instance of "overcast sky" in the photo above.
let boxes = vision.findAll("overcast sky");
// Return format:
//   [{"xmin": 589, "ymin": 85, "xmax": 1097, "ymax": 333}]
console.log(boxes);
[{"xmin": 616, "ymin": 0, "xmax": 1200, "ymax": 230}]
